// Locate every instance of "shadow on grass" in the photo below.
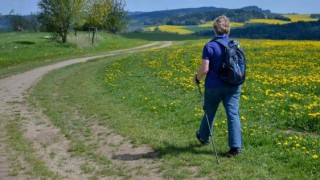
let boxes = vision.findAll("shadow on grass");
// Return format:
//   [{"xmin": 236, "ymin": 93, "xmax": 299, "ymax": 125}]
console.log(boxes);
[
  {"xmin": 112, "ymin": 141, "xmax": 229, "ymax": 161},
  {"xmin": 112, "ymin": 152, "xmax": 158, "ymax": 161},
  {"xmin": 13, "ymin": 41, "xmax": 36, "ymax": 45},
  {"xmin": 156, "ymin": 142, "xmax": 229, "ymax": 157}
]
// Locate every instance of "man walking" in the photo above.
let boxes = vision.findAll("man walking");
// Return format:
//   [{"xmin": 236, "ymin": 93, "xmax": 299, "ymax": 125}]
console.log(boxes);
[{"xmin": 194, "ymin": 15, "xmax": 243, "ymax": 156}]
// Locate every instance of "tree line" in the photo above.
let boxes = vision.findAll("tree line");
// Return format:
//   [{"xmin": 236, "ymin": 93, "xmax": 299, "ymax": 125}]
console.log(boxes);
[
  {"xmin": 1, "ymin": 14, "xmax": 39, "ymax": 32},
  {"xmin": 1, "ymin": 0, "xmax": 128, "ymax": 43}
]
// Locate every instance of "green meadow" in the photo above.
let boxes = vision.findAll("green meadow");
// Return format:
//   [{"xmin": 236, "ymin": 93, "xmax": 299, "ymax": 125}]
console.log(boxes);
[
  {"xmin": 0, "ymin": 21, "xmax": 318, "ymax": 178},
  {"xmin": 28, "ymin": 36, "xmax": 319, "ymax": 179},
  {"xmin": 0, "ymin": 32, "xmax": 148, "ymax": 78}
]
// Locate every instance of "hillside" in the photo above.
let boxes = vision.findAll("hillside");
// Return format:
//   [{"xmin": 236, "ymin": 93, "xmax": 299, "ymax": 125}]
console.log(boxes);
[
  {"xmin": 129, "ymin": 6, "xmax": 289, "ymax": 27},
  {"xmin": 193, "ymin": 20, "xmax": 320, "ymax": 40},
  {"xmin": 231, "ymin": 20, "xmax": 320, "ymax": 40},
  {"xmin": 127, "ymin": 5, "xmax": 320, "ymax": 40}
]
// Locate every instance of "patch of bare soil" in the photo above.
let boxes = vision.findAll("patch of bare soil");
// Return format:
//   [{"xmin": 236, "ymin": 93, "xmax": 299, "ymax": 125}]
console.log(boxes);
[
  {"xmin": 92, "ymin": 124, "xmax": 161, "ymax": 179},
  {"xmin": 0, "ymin": 42, "xmax": 172, "ymax": 179}
]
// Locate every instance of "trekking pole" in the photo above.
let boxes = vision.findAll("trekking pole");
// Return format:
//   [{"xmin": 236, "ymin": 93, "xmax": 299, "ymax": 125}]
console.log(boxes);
[{"xmin": 196, "ymin": 83, "xmax": 220, "ymax": 165}]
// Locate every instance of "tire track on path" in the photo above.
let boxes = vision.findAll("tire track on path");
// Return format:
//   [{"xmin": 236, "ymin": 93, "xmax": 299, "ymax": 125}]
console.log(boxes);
[{"xmin": 0, "ymin": 41, "xmax": 172, "ymax": 179}]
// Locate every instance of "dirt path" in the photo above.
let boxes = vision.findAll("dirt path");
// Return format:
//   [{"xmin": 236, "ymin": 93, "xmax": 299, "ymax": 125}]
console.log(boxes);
[{"xmin": 0, "ymin": 41, "xmax": 172, "ymax": 179}]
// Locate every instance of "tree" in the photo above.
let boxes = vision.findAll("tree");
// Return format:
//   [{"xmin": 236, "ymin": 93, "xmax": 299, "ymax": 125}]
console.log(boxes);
[
  {"xmin": 154, "ymin": 26, "xmax": 160, "ymax": 32},
  {"xmin": 28, "ymin": 13, "xmax": 40, "ymax": 32},
  {"xmin": 71, "ymin": 0, "xmax": 85, "ymax": 36},
  {"xmin": 84, "ymin": 0, "xmax": 110, "ymax": 28},
  {"xmin": 38, "ymin": 0, "xmax": 84, "ymax": 43},
  {"xmin": 84, "ymin": 0, "xmax": 110, "ymax": 44},
  {"xmin": 105, "ymin": 0, "xmax": 128, "ymax": 33}
]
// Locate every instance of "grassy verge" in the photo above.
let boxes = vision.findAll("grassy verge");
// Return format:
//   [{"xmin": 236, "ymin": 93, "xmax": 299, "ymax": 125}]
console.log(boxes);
[
  {"xmin": 5, "ymin": 119, "xmax": 58, "ymax": 178},
  {"xmin": 121, "ymin": 32, "xmax": 204, "ymax": 41},
  {"xmin": 0, "ymin": 31, "xmax": 148, "ymax": 78},
  {"xmin": 29, "ymin": 39, "xmax": 319, "ymax": 179},
  {"xmin": 28, "ymin": 56, "xmax": 136, "ymax": 178}
]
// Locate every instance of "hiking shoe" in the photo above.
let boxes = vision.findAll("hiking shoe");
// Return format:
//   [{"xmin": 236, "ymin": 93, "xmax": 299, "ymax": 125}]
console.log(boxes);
[
  {"xmin": 196, "ymin": 131, "xmax": 209, "ymax": 145},
  {"xmin": 227, "ymin": 147, "xmax": 241, "ymax": 156}
]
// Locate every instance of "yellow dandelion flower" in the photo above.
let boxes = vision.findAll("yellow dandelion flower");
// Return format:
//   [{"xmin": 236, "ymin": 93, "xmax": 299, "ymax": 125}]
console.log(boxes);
[
  {"xmin": 265, "ymin": 89, "xmax": 272, "ymax": 95},
  {"xmin": 312, "ymin": 155, "xmax": 318, "ymax": 160},
  {"xmin": 242, "ymin": 95, "xmax": 249, "ymax": 100}
]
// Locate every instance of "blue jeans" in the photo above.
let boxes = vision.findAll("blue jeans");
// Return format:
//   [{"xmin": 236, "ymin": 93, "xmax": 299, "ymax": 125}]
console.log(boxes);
[{"xmin": 198, "ymin": 86, "xmax": 242, "ymax": 149}]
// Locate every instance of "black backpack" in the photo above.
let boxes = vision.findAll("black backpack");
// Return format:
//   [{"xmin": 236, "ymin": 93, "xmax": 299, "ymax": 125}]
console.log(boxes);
[{"xmin": 214, "ymin": 38, "xmax": 246, "ymax": 86}]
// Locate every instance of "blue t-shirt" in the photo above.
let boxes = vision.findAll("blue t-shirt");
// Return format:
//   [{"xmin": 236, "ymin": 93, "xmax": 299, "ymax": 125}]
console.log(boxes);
[{"xmin": 202, "ymin": 35, "xmax": 230, "ymax": 88}]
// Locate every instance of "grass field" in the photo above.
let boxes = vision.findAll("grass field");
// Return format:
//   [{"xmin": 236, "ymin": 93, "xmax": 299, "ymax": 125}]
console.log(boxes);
[
  {"xmin": 30, "ymin": 38, "xmax": 319, "ymax": 179},
  {"xmin": 145, "ymin": 25, "xmax": 194, "ymax": 35},
  {"xmin": 121, "ymin": 32, "xmax": 202, "ymax": 41},
  {"xmin": 283, "ymin": 14, "xmax": 319, "ymax": 22},
  {"xmin": 0, "ymin": 31, "xmax": 148, "ymax": 78}
]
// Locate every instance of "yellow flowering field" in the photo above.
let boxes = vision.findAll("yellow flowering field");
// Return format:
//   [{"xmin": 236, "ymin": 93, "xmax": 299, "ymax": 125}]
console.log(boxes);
[
  {"xmin": 283, "ymin": 14, "xmax": 318, "ymax": 22},
  {"xmin": 144, "ymin": 14, "xmax": 317, "ymax": 35},
  {"xmin": 246, "ymin": 19, "xmax": 291, "ymax": 25},
  {"xmin": 145, "ymin": 25, "xmax": 194, "ymax": 34},
  {"xmin": 199, "ymin": 21, "xmax": 245, "ymax": 28},
  {"xmin": 145, "ymin": 22, "xmax": 245, "ymax": 35},
  {"xmin": 246, "ymin": 14, "xmax": 318, "ymax": 25},
  {"xmin": 104, "ymin": 39, "xmax": 319, "ymax": 178}
]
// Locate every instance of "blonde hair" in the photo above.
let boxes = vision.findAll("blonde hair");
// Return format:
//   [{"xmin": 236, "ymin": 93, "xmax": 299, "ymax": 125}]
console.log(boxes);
[{"xmin": 213, "ymin": 15, "xmax": 231, "ymax": 35}]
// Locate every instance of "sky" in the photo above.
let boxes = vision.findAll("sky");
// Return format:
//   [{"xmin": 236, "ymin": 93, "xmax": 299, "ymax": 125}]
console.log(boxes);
[{"xmin": 0, "ymin": 0, "xmax": 319, "ymax": 15}]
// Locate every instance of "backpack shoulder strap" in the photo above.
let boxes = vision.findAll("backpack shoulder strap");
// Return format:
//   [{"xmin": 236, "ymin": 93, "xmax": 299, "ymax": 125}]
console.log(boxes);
[{"xmin": 213, "ymin": 38, "xmax": 230, "ymax": 49}]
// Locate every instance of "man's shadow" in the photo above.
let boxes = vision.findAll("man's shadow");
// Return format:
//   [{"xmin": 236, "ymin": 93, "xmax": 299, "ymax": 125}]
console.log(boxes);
[{"xmin": 112, "ymin": 141, "xmax": 229, "ymax": 161}]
